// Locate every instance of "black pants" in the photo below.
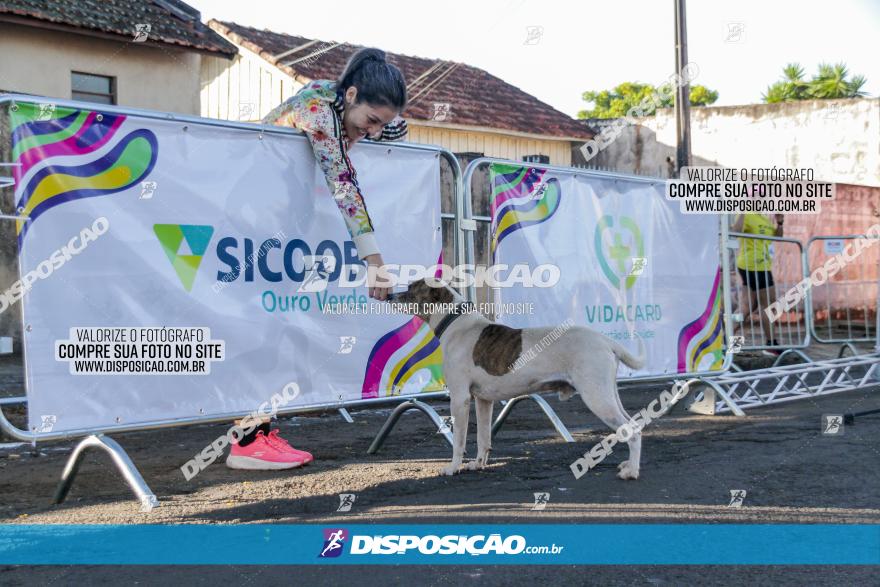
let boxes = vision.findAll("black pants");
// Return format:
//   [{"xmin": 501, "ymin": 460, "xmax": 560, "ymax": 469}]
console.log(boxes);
[{"xmin": 738, "ymin": 268, "xmax": 774, "ymax": 290}]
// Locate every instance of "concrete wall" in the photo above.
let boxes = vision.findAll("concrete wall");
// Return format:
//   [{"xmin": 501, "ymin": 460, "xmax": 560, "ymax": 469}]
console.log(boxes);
[
  {"xmin": 0, "ymin": 22, "xmax": 204, "ymax": 115},
  {"xmin": 582, "ymin": 98, "xmax": 880, "ymax": 187}
]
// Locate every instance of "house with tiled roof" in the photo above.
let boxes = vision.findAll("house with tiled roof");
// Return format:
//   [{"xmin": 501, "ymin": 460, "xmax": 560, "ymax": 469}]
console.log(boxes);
[
  {"xmin": 0, "ymin": 0, "xmax": 235, "ymax": 114},
  {"xmin": 203, "ymin": 20, "xmax": 592, "ymax": 166}
]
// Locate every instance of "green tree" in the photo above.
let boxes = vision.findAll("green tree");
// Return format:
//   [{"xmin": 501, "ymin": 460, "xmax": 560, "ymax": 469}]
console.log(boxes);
[
  {"xmin": 763, "ymin": 62, "xmax": 868, "ymax": 103},
  {"xmin": 578, "ymin": 82, "xmax": 718, "ymax": 119},
  {"xmin": 689, "ymin": 85, "xmax": 719, "ymax": 106}
]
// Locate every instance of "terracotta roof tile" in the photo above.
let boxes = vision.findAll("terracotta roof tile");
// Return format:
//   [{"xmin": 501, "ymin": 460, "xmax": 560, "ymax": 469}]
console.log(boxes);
[
  {"xmin": 0, "ymin": 0, "xmax": 236, "ymax": 56},
  {"xmin": 212, "ymin": 20, "xmax": 591, "ymax": 140}
]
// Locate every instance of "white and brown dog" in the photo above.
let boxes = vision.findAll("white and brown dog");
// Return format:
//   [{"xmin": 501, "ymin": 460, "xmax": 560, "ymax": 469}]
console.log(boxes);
[{"xmin": 388, "ymin": 278, "xmax": 645, "ymax": 480}]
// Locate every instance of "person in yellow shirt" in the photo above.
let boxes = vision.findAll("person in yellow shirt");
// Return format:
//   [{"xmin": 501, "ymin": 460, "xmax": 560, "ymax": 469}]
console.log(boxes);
[{"xmin": 732, "ymin": 213, "xmax": 784, "ymax": 354}]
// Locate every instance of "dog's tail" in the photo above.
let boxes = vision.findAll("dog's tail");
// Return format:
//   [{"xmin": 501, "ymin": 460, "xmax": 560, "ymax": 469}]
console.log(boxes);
[{"xmin": 610, "ymin": 335, "xmax": 646, "ymax": 370}]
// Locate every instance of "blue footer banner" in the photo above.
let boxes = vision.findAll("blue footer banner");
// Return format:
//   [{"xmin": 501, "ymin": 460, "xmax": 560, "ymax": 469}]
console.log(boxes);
[{"xmin": 0, "ymin": 524, "xmax": 878, "ymax": 565}]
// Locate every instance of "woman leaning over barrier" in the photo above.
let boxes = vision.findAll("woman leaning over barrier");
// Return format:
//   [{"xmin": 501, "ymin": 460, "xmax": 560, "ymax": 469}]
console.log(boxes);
[{"xmin": 223, "ymin": 48, "xmax": 409, "ymax": 471}]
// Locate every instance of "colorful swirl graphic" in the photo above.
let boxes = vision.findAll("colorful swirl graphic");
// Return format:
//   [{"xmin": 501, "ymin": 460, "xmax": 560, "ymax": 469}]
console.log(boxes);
[
  {"xmin": 361, "ymin": 318, "xmax": 445, "ymax": 398},
  {"xmin": 488, "ymin": 163, "xmax": 561, "ymax": 259},
  {"xmin": 10, "ymin": 102, "xmax": 158, "ymax": 243},
  {"xmin": 361, "ymin": 253, "xmax": 446, "ymax": 398},
  {"xmin": 676, "ymin": 268, "xmax": 725, "ymax": 372}
]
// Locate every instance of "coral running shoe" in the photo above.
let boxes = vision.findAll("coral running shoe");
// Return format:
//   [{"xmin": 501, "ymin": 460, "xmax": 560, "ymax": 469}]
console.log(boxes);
[
  {"xmin": 267, "ymin": 429, "xmax": 314, "ymax": 464},
  {"xmin": 226, "ymin": 430, "xmax": 305, "ymax": 470}
]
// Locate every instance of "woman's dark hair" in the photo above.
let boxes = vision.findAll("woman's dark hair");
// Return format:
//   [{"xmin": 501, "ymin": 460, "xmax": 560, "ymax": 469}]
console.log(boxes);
[{"xmin": 337, "ymin": 48, "xmax": 407, "ymax": 111}]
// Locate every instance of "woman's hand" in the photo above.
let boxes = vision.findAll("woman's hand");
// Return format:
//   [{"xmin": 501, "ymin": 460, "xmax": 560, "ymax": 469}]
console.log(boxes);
[
  {"xmin": 774, "ymin": 214, "xmax": 784, "ymax": 236},
  {"xmin": 364, "ymin": 253, "xmax": 392, "ymax": 300},
  {"xmin": 731, "ymin": 214, "xmax": 744, "ymax": 233}
]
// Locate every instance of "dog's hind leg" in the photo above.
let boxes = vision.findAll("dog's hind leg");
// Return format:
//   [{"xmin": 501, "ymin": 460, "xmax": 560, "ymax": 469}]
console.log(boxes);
[
  {"xmin": 467, "ymin": 397, "xmax": 493, "ymax": 471},
  {"xmin": 440, "ymin": 388, "xmax": 470, "ymax": 476},
  {"xmin": 577, "ymin": 379, "xmax": 642, "ymax": 480}
]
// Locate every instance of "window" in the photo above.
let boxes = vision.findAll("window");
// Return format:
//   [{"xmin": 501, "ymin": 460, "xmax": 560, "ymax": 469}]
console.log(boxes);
[
  {"xmin": 523, "ymin": 154, "xmax": 550, "ymax": 164},
  {"xmin": 71, "ymin": 72, "xmax": 116, "ymax": 104}
]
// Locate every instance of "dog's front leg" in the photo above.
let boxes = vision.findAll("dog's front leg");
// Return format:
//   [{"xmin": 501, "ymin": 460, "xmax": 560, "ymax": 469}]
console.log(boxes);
[{"xmin": 439, "ymin": 388, "xmax": 470, "ymax": 476}]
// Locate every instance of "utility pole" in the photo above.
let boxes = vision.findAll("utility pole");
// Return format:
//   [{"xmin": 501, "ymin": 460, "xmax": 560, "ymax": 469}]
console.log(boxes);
[{"xmin": 674, "ymin": 0, "xmax": 692, "ymax": 177}]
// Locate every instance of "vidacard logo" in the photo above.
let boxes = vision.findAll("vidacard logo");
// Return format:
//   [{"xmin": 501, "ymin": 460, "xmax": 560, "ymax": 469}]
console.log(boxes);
[
  {"xmin": 154, "ymin": 224, "xmax": 215, "ymax": 292},
  {"xmin": 594, "ymin": 215, "xmax": 645, "ymax": 290},
  {"xmin": 319, "ymin": 528, "xmax": 348, "ymax": 558}
]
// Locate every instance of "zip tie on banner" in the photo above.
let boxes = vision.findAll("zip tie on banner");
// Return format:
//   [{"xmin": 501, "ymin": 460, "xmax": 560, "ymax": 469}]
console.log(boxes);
[{"xmin": 0, "ymin": 163, "xmax": 21, "ymax": 189}]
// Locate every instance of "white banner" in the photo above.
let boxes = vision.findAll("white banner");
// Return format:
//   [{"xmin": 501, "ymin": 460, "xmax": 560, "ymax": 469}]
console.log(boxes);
[
  {"xmin": 9, "ymin": 101, "xmax": 444, "ymax": 433},
  {"xmin": 488, "ymin": 163, "xmax": 724, "ymax": 377}
]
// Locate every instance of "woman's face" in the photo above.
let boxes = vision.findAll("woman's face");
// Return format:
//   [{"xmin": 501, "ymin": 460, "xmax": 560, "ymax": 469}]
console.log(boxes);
[{"xmin": 342, "ymin": 86, "xmax": 398, "ymax": 145}]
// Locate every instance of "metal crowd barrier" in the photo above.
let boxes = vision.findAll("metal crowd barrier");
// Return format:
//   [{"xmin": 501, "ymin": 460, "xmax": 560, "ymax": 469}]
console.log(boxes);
[
  {"xmin": 683, "ymin": 230, "xmax": 880, "ymax": 416},
  {"xmin": 462, "ymin": 157, "xmax": 733, "ymax": 383},
  {"xmin": 0, "ymin": 94, "xmax": 467, "ymax": 508},
  {"xmin": 459, "ymin": 157, "xmax": 734, "ymax": 441},
  {"xmin": 726, "ymin": 232, "xmax": 810, "ymax": 354},
  {"xmin": 9, "ymin": 94, "xmax": 873, "ymax": 506},
  {"xmin": 806, "ymin": 234, "xmax": 879, "ymax": 345}
]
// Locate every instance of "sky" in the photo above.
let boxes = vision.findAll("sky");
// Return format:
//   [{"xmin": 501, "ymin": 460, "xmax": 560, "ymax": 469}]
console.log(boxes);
[{"xmin": 187, "ymin": 0, "xmax": 879, "ymax": 117}]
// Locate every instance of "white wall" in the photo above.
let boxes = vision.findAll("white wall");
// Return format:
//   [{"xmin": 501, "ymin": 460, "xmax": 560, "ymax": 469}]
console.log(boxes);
[{"xmin": 586, "ymin": 98, "xmax": 880, "ymax": 187}]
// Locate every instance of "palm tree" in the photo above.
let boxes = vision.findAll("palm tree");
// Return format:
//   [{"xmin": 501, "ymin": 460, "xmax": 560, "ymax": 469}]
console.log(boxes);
[
  {"xmin": 809, "ymin": 63, "xmax": 851, "ymax": 98},
  {"xmin": 847, "ymin": 75, "xmax": 868, "ymax": 98},
  {"xmin": 763, "ymin": 62, "xmax": 868, "ymax": 102},
  {"xmin": 782, "ymin": 63, "xmax": 809, "ymax": 99},
  {"xmin": 763, "ymin": 62, "xmax": 809, "ymax": 103}
]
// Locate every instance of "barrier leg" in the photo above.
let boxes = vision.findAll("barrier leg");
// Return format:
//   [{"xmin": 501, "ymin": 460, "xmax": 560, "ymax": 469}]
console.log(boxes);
[
  {"xmin": 771, "ymin": 349, "xmax": 813, "ymax": 367},
  {"xmin": 685, "ymin": 379, "xmax": 747, "ymax": 417},
  {"xmin": 53, "ymin": 434, "xmax": 158, "ymax": 512},
  {"xmin": 837, "ymin": 342, "xmax": 860, "ymax": 358},
  {"xmin": 491, "ymin": 394, "xmax": 575, "ymax": 442},
  {"xmin": 367, "ymin": 399, "xmax": 452, "ymax": 454},
  {"xmin": 338, "ymin": 408, "xmax": 354, "ymax": 423}
]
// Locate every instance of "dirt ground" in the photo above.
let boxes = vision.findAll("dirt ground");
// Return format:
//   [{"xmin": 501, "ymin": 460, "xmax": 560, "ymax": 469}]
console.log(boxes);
[{"xmin": 1, "ymin": 343, "xmax": 878, "ymax": 585}]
